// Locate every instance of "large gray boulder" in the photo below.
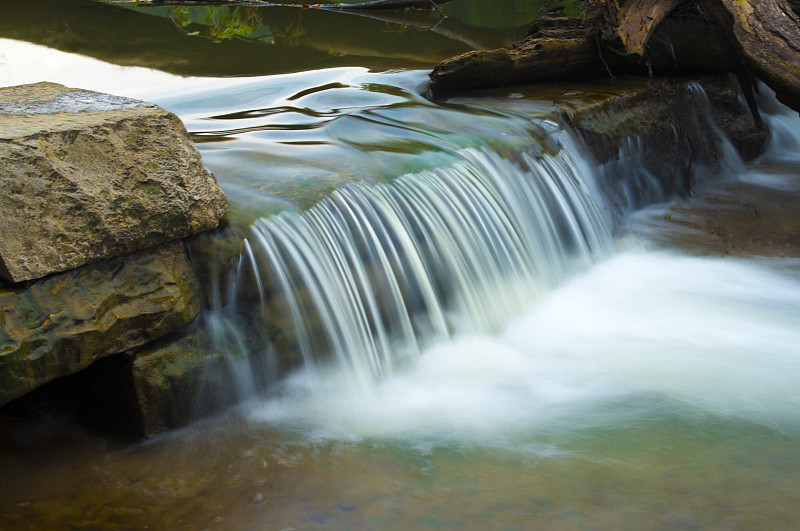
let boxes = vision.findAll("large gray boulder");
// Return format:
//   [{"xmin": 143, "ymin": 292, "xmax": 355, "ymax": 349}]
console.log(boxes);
[{"xmin": 0, "ymin": 82, "xmax": 229, "ymax": 283}]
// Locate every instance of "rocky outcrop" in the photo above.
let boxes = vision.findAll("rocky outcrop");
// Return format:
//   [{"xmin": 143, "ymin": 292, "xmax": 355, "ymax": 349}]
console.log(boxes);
[
  {"xmin": 0, "ymin": 241, "xmax": 201, "ymax": 407},
  {"xmin": 0, "ymin": 82, "xmax": 233, "ymax": 415},
  {"xmin": 428, "ymin": 14, "xmax": 734, "ymax": 98},
  {"xmin": 130, "ymin": 322, "xmax": 263, "ymax": 436},
  {"xmin": 557, "ymin": 76, "xmax": 767, "ymax": 213},
  {"xmin": 0, "ymin": 82, "xmax": 229, "ymax": 283}
]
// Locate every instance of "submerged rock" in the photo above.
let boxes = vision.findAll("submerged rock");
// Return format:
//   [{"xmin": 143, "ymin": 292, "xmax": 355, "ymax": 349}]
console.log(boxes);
[
  {"xmin": 0, "ymin": 82, "xmax": 229, "ymax": 283},
  {"xmin": 0, "ymin": 241, "xmax": 201, "ymax": 407},
  {"xmin": 635, "ymin": 164, "xmax": 800, "ymax": 258}
]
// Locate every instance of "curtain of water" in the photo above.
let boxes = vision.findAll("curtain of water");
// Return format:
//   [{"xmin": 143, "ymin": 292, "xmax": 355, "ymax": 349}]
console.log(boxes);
[
  {"xmin": 239, "ymin": 135, "xmax": 613, "ymax": 390},
  {"xmin": 199, "ymin": 80, "xmax": 772, "ymax": 401}
]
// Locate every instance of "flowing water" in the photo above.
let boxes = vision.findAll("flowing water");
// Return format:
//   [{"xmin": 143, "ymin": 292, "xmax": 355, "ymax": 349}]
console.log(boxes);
[{"xmin": 2, "ymin": 3, "xmax": 800, "ymax": 528}]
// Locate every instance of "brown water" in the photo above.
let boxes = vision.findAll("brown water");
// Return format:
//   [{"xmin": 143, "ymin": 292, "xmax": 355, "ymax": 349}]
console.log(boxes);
[{"xmin": 3, "ymin": 408, "xmax": 800, "ymax": 529}]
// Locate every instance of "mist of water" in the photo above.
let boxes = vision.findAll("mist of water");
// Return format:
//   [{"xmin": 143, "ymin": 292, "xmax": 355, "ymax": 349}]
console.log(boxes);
[
  {"xmin": 235, "ymin": 83, "xmax": 800, "ymax": 450},
  {"xmin": 246, "ymin": 250, "xmax": 800, "ymax": 448}
]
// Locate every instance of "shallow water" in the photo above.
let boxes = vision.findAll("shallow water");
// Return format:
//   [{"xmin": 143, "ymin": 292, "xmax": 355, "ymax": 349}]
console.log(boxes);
[
  {"xmin": 3, "ymin": 8, "xmax": 800, "ymax": 529},
  {"xmin": 3, "ymin": 250, "xmax": 800, "ymax": 529}
]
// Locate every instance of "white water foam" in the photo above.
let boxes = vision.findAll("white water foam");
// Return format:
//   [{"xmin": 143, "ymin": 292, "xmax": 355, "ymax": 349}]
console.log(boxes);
[{"xmin": 249, "ymin": 251, "xmax": 800, "ymax": 448}]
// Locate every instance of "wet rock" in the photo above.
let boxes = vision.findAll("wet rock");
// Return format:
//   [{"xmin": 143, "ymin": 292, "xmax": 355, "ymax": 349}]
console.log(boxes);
[
  {"xmin": 130, "ymin": 328, "xmax": 221, "ymax": 436},
  {"xmin": 635, "ymin": 164, "xmax": 800, "ymax": 258},
  {"xmin": 0, "ymin": 241, "xmax": 201, "ymax": 407},
  {"xmin": 130, "ymin": 319, "xmax": 268, "ymax": 436},
  {"xmin": 564, "ymin": 77, "xmax": 765, "ymax": 164},
  {"xmin": 185, "ymin": 221, "xmax": 246, "ymax": 309},
  {"xmin": 560, "ymin": 76, "xmax": 767, "ymax": 211},
  {"xmin": 0, "ymin": 82, "xmax": 229, "ymax": 283}
]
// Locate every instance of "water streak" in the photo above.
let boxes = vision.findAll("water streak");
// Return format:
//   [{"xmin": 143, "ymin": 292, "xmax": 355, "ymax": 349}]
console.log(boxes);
[{"xmin": 244, "ymin": 136, "xmax": 612, "ymax": 388}]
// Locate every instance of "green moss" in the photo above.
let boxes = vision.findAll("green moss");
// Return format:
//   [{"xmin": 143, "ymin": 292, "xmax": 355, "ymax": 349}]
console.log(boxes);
[
  {"xmin": 54, "ymin": 149, "xmax": 67, "ymax": 161},
  {"xmin": 123, "ymin": 127, "xmax": 141, "ymax": 148},
  {"xmin": 39, "ymin": 202, "xmax": 52, "ymax": 216},
  {"xmin": 15, "ymin": 295, "xmax": 42, "ymax": 331},
  {"xmin": 77, "ymin": 225, "xmax": 96, "ymax": 237},
  {"xmin": 136, "ymin": 181, "xmax": 163, "ymax": 195}
]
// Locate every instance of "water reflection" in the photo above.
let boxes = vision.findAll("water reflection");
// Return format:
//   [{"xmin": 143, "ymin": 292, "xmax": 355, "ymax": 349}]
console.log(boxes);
[
  {"xmin": 145, "ymin": 67, "xmax": 564, "ymax": 219},
  {"xmin": 0, "ymin": 0, "xmax": 575, "ymax": 77}
]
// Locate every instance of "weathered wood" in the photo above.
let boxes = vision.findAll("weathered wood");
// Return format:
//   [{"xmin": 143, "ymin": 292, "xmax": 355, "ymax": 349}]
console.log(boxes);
[
  {"xmin": 430, "ymin": 0, "xmax": 800, "ymax": 114},
  {"xmin": 429, "ymin": 18, "xmax": 604, "ymax": 97},
  {"xmin": 617, "ymin": 0, "xmax": 684, "ymax": 55},
  {"xmin": 718, "ymin": 0, "xmax": 800, "ymax": 111},
  {"xmin": 589, "ymin": 0, "xmax": 683, "ymax": 56},
  {"xmin": 429, "ymin": 12, "xmax": 732, "ymax": 98}
]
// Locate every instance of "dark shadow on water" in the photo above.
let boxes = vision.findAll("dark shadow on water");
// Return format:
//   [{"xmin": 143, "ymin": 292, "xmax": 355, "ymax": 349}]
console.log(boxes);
[{"xmin": 0, "ymin": 0, "xmax": 581, "ymax": 77}]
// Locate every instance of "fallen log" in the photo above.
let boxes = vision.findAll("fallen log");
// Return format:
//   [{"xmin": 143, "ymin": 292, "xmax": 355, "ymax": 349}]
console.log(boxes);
[
  {"xmin": 429, "ymin": 18, "xmax": 605, "ymax": 96},
  {"xmin": 429, "ymin": 0, "xmax": 800, "ymax": 115},
  {"xmin": 429, "ymin": 10, "xmax": 734, "ymax": 97},
  {"xmin": 717, "ymin": 0, "xmax": 800, "ymax": 111}
]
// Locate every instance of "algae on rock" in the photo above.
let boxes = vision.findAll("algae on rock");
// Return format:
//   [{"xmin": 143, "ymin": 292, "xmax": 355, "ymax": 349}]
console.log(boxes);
[{"xmin": 0, "ymin": 241, "xmax": 202, "ymax": 407}]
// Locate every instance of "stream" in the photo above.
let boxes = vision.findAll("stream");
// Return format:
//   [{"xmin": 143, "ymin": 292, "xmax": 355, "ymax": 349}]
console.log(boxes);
[{"xmin": 2, "ymin": 1, "xmax": 800, "ymax": 528}]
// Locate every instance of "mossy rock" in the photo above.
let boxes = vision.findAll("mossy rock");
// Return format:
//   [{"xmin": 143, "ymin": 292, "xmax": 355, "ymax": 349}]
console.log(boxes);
[{"xmin": 0, "ymin": 241, "xmax": 202, "ymax": 407}]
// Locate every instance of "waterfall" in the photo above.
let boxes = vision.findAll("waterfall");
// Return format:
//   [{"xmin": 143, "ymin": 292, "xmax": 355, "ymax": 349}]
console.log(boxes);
[
  {"xmin": 240, "ymin": 134, "xmax": 613, "ymax": 389},
  {"xmin": 754, "ymin": 83, "xmax": 800, "ymax": 163}
]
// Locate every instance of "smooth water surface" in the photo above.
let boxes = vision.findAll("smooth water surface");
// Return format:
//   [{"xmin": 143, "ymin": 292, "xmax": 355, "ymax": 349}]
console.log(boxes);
[{"xmin": 2, "ymin": 8, "xmax": 800, "ymax": 529}]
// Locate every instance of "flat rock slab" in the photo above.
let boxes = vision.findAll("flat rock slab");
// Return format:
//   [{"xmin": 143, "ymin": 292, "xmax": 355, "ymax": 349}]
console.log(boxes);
[
  {"xmin": 633, "ymin": 163, "xmax": 800, "ymax": 258},
  {"xmin": 0, "ymin": 82, "xmax": 229, "ymax": 283},
  {"xmin": 0, "ymin": 241, "xmax": 201, "ymax": 407}
]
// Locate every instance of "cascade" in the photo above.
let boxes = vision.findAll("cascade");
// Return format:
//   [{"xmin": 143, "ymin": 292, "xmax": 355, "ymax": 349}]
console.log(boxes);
[
  {"xmin": 203, "ymin": 80, "xmax": 773, "ymax": 397},
  {"xmin": 233, "ymin": 133, "xmax": 613, "ymax": 389}
]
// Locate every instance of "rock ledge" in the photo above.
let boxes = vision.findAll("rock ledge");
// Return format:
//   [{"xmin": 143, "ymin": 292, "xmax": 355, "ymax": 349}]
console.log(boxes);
[{"xmin": 0, "ymin": 82, "xmax": 229, "ymax": 283}]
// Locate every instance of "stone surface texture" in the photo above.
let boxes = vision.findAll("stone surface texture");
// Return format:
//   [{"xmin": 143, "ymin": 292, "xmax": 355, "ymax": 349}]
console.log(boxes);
[
  {"xmin": 0, "ymin": 82, "xmax": 229, "ymax": 283},
  {"xmin": 0, "ymin": 241, "xmax": 202, "ymax": 407},
  {"xmin": 560, "ymin": 76, "xmax": 767, "ymax": 213},
  {"xmin": 131, "ymin": 328, "xmax": 232, "ymax": 436}
]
